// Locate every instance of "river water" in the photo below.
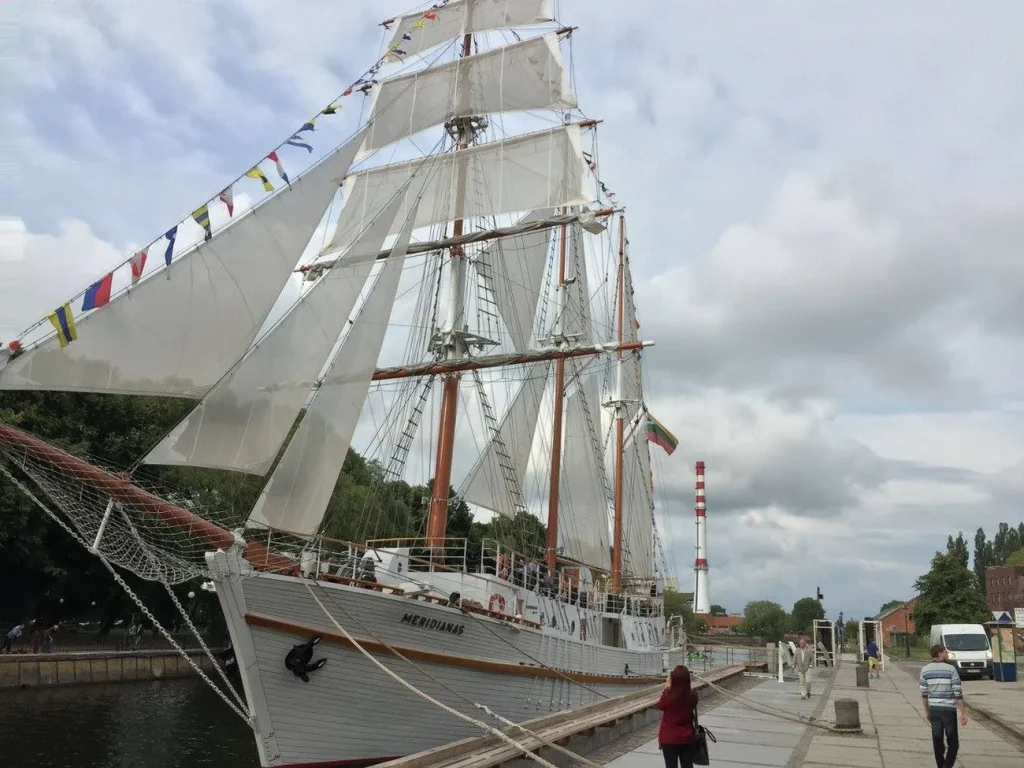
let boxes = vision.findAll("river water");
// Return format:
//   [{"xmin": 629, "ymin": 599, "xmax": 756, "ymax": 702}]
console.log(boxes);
[
  {"xmin": 0, "ymin": 678, "xmax": 257, "ymax": 767},
  {"xmin": 0, "ymin": 650, "xmax": 757, "ymax": 767}
]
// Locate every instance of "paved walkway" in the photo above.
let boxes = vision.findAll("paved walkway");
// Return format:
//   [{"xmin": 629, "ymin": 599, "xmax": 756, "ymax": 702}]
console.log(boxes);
[
  {"xmin": 798, "ymin": 659, "xmax": 1023, "ymax": 767},
  {"xmin": 601, "ymin": 661, "xmax": 1024, "ymax": 767},
  {"xmin": 603, "ymin": 667, "xmax": 829, "ymax": 767}
]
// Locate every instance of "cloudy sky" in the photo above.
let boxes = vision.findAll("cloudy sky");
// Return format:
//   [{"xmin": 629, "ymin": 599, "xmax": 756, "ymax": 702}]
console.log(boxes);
[{"xmin": 3, "ymin": 0, "xmax": 1023, "ymax": 623}]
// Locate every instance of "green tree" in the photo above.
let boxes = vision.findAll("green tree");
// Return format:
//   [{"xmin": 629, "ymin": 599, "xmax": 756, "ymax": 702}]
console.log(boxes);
[
  {"xmin": 789, "ymin": 596, "xmax": 825, "ymax": 635},
  {"xmin": 913, "ymin": 552, "xmax": 990, "ymax": 634},
  {"xmin": 740, "ymin": 600, "xmax": 788, "ymax": 641},
  {"xmin": 878, "ymin": 599, "xmax": 903, "ymax": 614},
  {"xmin": 709, "ymin": 604, "xmax": 727, "ymax": 616},
  {"xmin": 663, "ymin": 589, "xmax": 706, "ymax": 636},
  {"xmin": 946, "ymin": 532, "xmax": 969, "ymax": 569},
  {"xmin": 1004, "ymin": 547, "xmax": 1024, "ymax": 567},
  {"xmin": 973, "ymin": 527, "xmax": 993, "ymax": 584}
]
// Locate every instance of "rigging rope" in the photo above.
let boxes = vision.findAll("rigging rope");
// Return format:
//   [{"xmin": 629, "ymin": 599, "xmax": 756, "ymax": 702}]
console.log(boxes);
[
  {"xmin": 307, "ymin": 577, "xmax": 603, "ymax": 768},
  {"xmin": 299, "ymin": 578, "xmax": 561, "ymax": 768},
  {"xmin": 0, "ymin": 463, "xmax": 254, "ymax": 726}
]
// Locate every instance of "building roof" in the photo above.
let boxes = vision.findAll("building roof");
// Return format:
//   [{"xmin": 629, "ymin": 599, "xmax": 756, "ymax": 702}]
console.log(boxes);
[
  {"xmin": 708, "ymin": 615, "xmax": 743, "ymax": 629},
  {"xmin": 873, "ymin": 596, "xmax": 918, "ymax": 622}
]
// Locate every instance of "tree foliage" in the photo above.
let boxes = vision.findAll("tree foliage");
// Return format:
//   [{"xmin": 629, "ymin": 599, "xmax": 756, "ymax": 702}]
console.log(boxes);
[
  {"xmin": 663, "ymin": 589, "xmax": 706, "ymax": 636},
  {"xmin": 913, "ymin": 552, "xmax": 990, "ymax": 634},
  {"xmin": 946, "ymin": 532, "xmax": 969, "ymax": 569},
  {"xmin": 790, "ymin": 596, "xmax": 825, "ymax": 635},
  {"xmin": 709, "ymin": 604, "xmax": 727, "ymax": 616},
  {"xmin": 1005, "ymin": 548, "xmax": 1024, "ymax": 567},
  {"xmin": 971, "ymin": 523, "xmax": 1024, "ymax": 581},
  {"xmin": 740, "ymin": 600, "xmax": 788, "ymax": 641}
]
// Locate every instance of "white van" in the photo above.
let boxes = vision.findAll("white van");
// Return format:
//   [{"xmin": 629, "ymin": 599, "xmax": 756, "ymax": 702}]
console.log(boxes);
[{"xmin": 929, "ymin": 624, "xmax": 993, "ymax": 679}]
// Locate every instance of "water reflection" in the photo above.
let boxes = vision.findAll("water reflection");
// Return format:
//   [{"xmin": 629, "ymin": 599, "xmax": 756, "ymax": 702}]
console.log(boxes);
[{"xmin": 0, "ymin": 678, "xmax": 256, "ymax": 768}]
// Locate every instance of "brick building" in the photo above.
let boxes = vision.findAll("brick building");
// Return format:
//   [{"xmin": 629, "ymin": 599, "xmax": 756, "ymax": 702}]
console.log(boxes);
[
  {"xmin": 874, "ymin": 597, "xmax": 918, "ymax": 642},
  {"xmin": 985, "ymin": 566, "xmax": 1024, "ymax": 614}
]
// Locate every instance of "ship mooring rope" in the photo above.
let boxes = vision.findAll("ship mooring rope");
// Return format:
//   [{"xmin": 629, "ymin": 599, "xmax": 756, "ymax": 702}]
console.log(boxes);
[
  {"xmin": 306, "ymin": 577, "xmax": 603, "ymax": 768},
  {"xmin": 300, "ymin": 578, "xmax": 565, "ymax": 768}
]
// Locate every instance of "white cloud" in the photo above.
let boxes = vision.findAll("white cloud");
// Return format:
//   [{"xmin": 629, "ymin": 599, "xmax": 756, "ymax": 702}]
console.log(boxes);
[{"xmin": 4, "ymin": 0, "xmax": 1024, "ymax": 622}]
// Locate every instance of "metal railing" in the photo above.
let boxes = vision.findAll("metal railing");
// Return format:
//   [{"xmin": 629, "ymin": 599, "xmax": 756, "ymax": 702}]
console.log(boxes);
[{"xmin": 248, "ymin": 529, "xmax": 663, "ymax": 619}]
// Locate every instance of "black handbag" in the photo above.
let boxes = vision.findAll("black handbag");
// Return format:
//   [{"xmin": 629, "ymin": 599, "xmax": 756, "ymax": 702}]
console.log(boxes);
[{"xmin": 692, "ymin": 706, "xmax": 717, "ymax": 766}]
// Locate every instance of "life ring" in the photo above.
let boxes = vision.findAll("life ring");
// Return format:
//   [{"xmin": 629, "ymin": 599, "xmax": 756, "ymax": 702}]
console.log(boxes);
[
  {"xmin": 497, "ymin": 555, "xmax": 510, "ymax": 581},
  {"xmin": 489, "ymin": 593, "xmax": 506, "ymax": 614}
]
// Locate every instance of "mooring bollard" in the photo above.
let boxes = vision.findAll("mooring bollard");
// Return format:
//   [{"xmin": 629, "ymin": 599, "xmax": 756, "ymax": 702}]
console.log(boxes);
[
  {"xmin": 855, "ymin": 662, "xmax": 869, "ymax": 688},
  {"xmin": 834, "ymin": 699, "xmax": 861, "ymax": 732}
]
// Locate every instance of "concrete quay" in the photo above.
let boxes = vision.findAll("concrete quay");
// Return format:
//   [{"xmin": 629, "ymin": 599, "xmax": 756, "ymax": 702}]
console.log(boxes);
[
  {"xmin": 0, "ymin": 648, "xmax": 221, "ymax": 689},
  {"xmin": 601, "ymin": 659, "xmax": 1024, "ymax": 767}
]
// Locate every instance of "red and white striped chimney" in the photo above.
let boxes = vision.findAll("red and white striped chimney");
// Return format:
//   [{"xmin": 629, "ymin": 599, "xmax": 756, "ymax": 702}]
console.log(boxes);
[{"xmin": 692, "ymin": 460, "xmax": 711, "ymax": 615}]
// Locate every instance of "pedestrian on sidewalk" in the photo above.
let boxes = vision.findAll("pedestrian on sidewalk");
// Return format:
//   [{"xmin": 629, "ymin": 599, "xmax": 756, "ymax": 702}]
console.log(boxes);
[
  {"xmin": 794, "ymin": 637, "xmax": 814, "ymax": 699},
  {"xmin": 656, "ymin": 664, "xmax": 699, "ymax": 768},
  {"xmin": 866, "ymin": 638, "xmax": 881, "ymax": 677},
  {"xmin": 919, "ymin": 644, "xmax": 968, "ymax": 768}
]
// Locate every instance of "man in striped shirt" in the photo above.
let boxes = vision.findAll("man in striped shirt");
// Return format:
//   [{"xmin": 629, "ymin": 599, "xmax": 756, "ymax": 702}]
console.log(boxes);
[{"xmin": 919, "ymin": 644, "xmax": 968, "ymax": 768}]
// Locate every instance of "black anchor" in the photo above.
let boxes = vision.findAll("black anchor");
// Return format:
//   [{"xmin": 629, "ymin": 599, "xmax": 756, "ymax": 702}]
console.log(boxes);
[{"xmin": 284, "ymin": 635, "xmax": 327, "ymax": 682}]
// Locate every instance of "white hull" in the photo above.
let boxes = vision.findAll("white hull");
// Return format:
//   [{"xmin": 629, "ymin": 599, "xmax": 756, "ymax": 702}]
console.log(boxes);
[{"xmin": 209, "ymin": 551, "xmax": 681, "ymax": 767}]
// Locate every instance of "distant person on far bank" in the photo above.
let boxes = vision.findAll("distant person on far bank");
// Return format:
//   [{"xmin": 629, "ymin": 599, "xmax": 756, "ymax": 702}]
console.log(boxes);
[
  {"xmin": 794, "ymin": 637, "xmax": 814, "ymax": 699},
  {"xmin": 866, "ymin": 638, "xmax": 881, "ymax": 677},
  {"xmin": 2, "ymin": 622, "xmax": 25, "ymax": 653},
  {"xmin": 656, "ymin": 665, "xmax": 699, "ymax": 767},
  {"xmin": 919, "ymin": 644, "xmax": 967, "ymax": 768}
]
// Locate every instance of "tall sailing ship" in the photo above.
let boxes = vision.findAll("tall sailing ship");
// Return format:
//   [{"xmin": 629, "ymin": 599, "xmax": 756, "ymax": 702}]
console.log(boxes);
[{"xmin": 0, "ymin": 1, "xmax": 685, "ymax": 765}]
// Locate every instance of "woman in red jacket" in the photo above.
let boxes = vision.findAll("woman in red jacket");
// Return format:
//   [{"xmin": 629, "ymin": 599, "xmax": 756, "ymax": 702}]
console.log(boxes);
[{"xmin": 656, "ymin": 664, "xmax": 699, "ymax": 767}]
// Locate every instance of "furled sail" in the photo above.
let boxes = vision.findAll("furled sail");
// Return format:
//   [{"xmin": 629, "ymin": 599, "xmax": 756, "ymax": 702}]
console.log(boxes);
[
  {"xmin": 363, "ymin": 34, "xmax": 575, "ymax": 154},
  {"xmin": 248, "ymin": 196, "xmax": 420, "ymax": 535},
  {"xmin": 385, "ymin": 0, "xmax": 554, "ymax": 60},
  {"xmin": 461, "ymin": 363, "xmax": 550, "ymax": 519},
  {"xmin": 474, "ymin": 208, "xmax": 553, "ymax": 351},
  {"xmin": 140, "ymin": 187, "xmax": 404, "ymax": 475},
  {"xmin": 326, "ymin": 125, "xmax": 591, "ymax": 255},
  {"xmin": 557, "ymin": 372, "xmax": 612, "ymax": 570},
  {"xmin": 0, "ymin": 129, "xmax": 368, "ymax": 398},
  {"xmin": 621, "ymin": 432, "xmax": 655, "ymax": 580}
]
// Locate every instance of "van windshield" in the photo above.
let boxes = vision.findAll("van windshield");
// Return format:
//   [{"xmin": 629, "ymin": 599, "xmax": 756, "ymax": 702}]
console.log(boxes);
[{"xmin": 944, "ymin": 634, "xmax": 988, "ymax": 652}]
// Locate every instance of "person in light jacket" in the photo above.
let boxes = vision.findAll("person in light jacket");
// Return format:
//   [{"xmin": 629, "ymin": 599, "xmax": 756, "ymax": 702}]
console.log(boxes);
[
  {"xmin": 656, "ymin": 664, "xmax": 700, "ymax": 767},
  {"xmin": 794, "ymin": 637, "xmax": 814, "ymax": 699}
]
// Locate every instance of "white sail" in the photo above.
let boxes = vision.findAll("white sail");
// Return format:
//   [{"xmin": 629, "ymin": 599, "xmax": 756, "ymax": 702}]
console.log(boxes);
[
  {"xmin": 140, "ymin": 189, "xmax": 405, "ymax": 475},
  {"xmin": 621, "ymin": 432, "xmax": 655, "ymax": 580},
  {"xmin": 561, "ymin": 222, "xmax": 592, "ymax": 343},
  {"xmin": 557, "ymin": 374, "xmax": 612, "ymax": 570},
  {"xmin": 620, "ymin": 261, "xmax": 643, "ymax": 423},
  {"xmin": 327, "ymin": 125, "xmax": 591, "ymax": 255},
  {"xmin": 475, "ymin": 208, "xmax": 553, "ymax": 351},
  {"xmin": 0, "ymin": 129, "xmax": 368, "ymax": 398},
  {"xmin": 248, "ymin": 198, "xmax": 421, "ymax": 535},
  {"xmin": 461, "ymin": 363, "xmax": 549, "ymax": 519},
  {"xmin": 385, "ymin": 0, "xmax": 554, "ymax": 60},
  {"xmin": 364, "ymin": 34, "xmax": 575, "ymax": 154}
]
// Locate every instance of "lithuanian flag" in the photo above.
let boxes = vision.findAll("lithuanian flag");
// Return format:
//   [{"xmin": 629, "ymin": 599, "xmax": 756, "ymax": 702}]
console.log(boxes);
[{"xmin": 645, "ymin": 413, "xmax": 678, "ymax": 455}]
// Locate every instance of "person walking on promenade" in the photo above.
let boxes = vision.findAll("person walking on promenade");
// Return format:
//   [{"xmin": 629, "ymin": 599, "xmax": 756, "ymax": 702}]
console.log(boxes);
[
  {"xmin": 656, "ymin": 664, "xmax": 699, "ymax": 768},
  {"xmin": 2, "ymin": 623, "xmax": 24, "ymax": 653},
  {"xmin": 866, "ymin": 637, "xmax": 881, "ymax": 678},
  {"xmin": 919, "ymin": 644, "xmax": 967, "ymax": 768},
  {"xmin": 794, "ymin": 637, "xmax": 814, "ymax": 699}
]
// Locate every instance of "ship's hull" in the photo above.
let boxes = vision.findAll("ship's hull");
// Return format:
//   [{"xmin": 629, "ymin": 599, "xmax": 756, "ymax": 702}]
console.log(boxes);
[{"xmin": 210, "ymin": 555, "xmax": 680, "ymax": 767}]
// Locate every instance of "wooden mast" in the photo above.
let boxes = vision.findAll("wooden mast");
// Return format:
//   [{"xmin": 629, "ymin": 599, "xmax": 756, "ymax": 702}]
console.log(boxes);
[
  {"xmin": 611, "ymin": 214, "xmax": 626, "ymax": 593},
  {"xmin": 425, "ymin": 32, "xmax": 474, "ymax": 560},
  {"xmin": 544, "ymin": 218, "xmax": 569, "ymax": 572}
]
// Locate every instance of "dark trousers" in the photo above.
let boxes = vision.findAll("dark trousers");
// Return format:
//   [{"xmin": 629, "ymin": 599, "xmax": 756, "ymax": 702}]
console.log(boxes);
[
  {"xmin": 929, "ymin": 707, "xmax": 959, "ymax": 768},
  {"xmin": 661, "ymin": 743, "xmax": 695, "ymax": 768}
]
